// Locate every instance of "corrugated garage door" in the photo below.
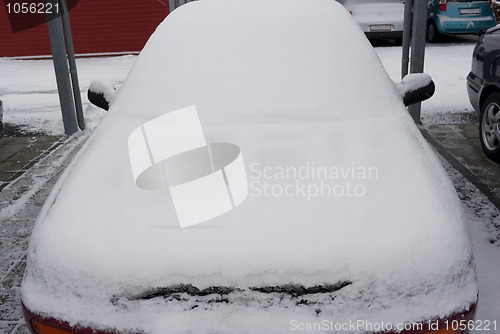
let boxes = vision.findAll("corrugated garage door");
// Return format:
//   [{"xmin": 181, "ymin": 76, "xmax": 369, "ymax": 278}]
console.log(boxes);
[{"xmin": 0, "ymin": 0, "xmax": 171, "ymax": 58}]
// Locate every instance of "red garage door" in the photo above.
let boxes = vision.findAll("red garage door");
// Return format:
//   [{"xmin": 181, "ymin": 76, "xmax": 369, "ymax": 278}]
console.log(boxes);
[{"xmin": 0, "ymin": 0, "xmax": 171, "ymax": 58}]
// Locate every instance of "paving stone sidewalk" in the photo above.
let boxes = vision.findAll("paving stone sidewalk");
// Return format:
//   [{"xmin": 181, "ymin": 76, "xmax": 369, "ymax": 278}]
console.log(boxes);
[
  {"xmin": 0, "ymin": 136, "xmax": 63, "ymax": 192},
  {"xmin": 421, "ymin": 122, "xmax": 500, "ymax": 209}
]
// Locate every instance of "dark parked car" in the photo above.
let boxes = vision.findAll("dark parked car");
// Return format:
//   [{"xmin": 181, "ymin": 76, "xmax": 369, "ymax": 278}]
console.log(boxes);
[{"xmin": 467, "ymin": 26, "xmax": 500, "ymax": 163}]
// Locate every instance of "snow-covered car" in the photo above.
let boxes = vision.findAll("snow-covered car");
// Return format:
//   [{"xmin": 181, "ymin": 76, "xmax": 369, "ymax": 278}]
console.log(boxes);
[
  {"xmin": 21, "ymin": 0, "xmax": 477, "ymax": 333},
  {"xmin": 339, "ymin": 0, "xmax": 405, "ymax": 43}
]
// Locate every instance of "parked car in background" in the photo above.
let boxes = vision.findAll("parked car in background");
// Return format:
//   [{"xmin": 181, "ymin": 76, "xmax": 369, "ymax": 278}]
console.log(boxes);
[
  {"xmin": 467, "ymin": 25, "xmax": 500, "ymax": 163},
  {"xmin": 339, "ymin": 0, "xmax": 405, "ymax": 43},
  {"xmin": 427, "ymin": 0, "xmax": 496, "ymax": 42},
  {"xmin": 21, "ymin": 0, "xmax": 477, "ymax": 333}
]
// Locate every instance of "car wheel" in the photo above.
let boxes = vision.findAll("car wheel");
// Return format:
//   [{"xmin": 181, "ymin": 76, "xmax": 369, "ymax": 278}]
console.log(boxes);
[
  {"xmin": 479, "ymin": 92, "xmax": 500, "ymax": 163},
  {"xmin": 427, "ymin": 22, "xmax": 440, "ymax": 43}
]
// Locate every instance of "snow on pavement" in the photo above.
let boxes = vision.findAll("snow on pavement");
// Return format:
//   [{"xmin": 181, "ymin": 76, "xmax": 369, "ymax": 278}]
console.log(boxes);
[
  {"xmin": 0, "ymin": 55, "xmax": 135, "ymax": 334},
  {"xmin": 438, "ymin": 155, "xmax": 500, "ymax": 331},
  {"xmin": 0, "ymin": 55, "xmax": 136, "ymax": 135},
  {"xmin": 0, "ymin": 133, "xmax": 89, "ymax": 334},
  {"xmin": 375, "ymin": 43, "xmax": 479, "ymax": 124}
]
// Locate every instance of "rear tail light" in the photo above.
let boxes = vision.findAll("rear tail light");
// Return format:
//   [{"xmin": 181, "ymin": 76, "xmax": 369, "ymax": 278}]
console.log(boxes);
[
  {"xmin": 31, "ymin": 319, "xmax": 71, "ymax": 334},
  {"xmin": 22, "ymin": 302, "xmax": 132, "ymax": 334},
  {"xmin": 22, "ymin": 299, "xmax": 477, "ymax": 334},
  {"xmin": 439, "ymin": 0, "xmax": 447, "ymax": 11}
]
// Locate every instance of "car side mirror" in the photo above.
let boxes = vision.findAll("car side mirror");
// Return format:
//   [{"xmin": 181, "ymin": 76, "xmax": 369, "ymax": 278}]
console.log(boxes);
[
  {"xmin": 87, "ymin": 80, "xmax": 117, "ymax": 111},
  {"xmin": 398, "ymin": 73, "xmax": 435, "ymax": 106}
]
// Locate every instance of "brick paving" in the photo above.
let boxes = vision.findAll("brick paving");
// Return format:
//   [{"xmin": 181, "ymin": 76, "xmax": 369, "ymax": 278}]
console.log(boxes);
[
  {"xmin": 422, "ymin": 123, "xmax": 500, "ymax": 207},
  {"xmin": 0, "ymin": 136, "xmax": 63, "ymax": 192}
]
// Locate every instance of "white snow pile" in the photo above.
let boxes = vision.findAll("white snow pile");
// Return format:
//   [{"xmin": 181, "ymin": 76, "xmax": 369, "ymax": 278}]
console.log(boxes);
[
  {"xmin": 88, "ymin": 80, "xmax": 116, "ymax": 105},
  {"xmin": 22, "ymin": 0, "xmax": 478, "ymax": 333},
  {"xmin": 0, "ymin": 55, "xmax": 135, "ymax": 135},
  {"xmin": 397, "ymin": 73, "xmax": 433, "ymax": 96}
]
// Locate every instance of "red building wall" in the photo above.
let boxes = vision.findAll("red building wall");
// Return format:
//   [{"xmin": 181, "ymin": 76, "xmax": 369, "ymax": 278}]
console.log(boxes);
[{"xmin": 0, "ymin": 0, "xmax": 171, "ymax": 58}]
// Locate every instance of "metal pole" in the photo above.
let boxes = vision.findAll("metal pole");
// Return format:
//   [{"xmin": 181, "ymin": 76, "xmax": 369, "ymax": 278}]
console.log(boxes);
[
  {"xmin": 408, "ymin": 0, "xmax": 428, "ymax": 123},
  {"xmin": 60, "ymin": 0, "xmax": 85, "ymax": 130},
  {"xmin": 0, "ymin": 100, "xmax": 4, "ymax": 137},
  {"xmin": 45, "ymin": 0, "xmax": 78, "ymax": 135},
  {"xmin": 401, "ymin": 0, "xmax": 413, "ymax": 79}
]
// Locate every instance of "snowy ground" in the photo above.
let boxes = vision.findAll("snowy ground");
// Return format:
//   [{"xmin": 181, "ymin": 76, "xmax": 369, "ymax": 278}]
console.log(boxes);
[
  {"xmin": 0, "ymin": 55, "xmax": 136, "ymax": 135},
  {"xmin": 375, "ymin": 39, "xmax": 479, "ymax": 124},
  {"xmin": 0, "ymin": 38, "xmax": 499, "ymax": 333},
  {"xmin": 437, "ymin": 155, "xmax": 500, "ymax": 329}
]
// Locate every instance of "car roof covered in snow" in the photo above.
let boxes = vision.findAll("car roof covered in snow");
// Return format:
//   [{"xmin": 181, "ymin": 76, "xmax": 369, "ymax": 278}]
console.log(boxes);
[{"xmin": 23, "ymin": 0, "xmax": 477, "ymax": 332}]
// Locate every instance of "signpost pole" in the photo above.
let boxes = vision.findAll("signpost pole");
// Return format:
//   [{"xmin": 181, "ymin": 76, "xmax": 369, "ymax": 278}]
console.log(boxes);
[
  {"xmin": 401, "ymin": 0, "xmax": 413, "ymax": 79},
  {"xmin": 45, "ymin": 0, "xmax": 84, "ymax": 134},
  {"xmin": 408, "ymin": 0, "xmax": 428, "ymax": 123},
  {"xmin": 46, "ymin": 0, "xmax": 78, "ymax": 135},
  {"xmin": 60, "ymin": 0, "xmax": 85, "ymax": 130}
]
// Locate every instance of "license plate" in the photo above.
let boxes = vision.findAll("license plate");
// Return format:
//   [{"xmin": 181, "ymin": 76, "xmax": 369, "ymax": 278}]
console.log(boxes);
[
  {"xmin": 460, "ymin": 8, "xmax": 480, "ymax": 15},
  {"xmin": 370, "ymin": 24, "xmax": 392, "ymax": 32}
]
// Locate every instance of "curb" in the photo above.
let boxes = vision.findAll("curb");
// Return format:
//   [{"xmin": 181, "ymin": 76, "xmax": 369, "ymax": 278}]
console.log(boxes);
[{"xmin": 419, "ymin": 124, "xmax": 500, "ymax": 211}]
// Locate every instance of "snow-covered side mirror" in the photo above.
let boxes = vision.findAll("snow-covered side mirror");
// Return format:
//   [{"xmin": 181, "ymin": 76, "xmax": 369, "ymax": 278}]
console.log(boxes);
[
  {"xmin": 397, "ymin": 73, "xmax": 435, "ymax": 106},
  {"xmin": 87, "ymin": 80, "xmax": 117, "ymax": 111}
]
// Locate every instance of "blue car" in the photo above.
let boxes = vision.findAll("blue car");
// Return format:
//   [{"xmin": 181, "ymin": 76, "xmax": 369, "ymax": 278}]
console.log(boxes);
[{"xmin": 427, "ymin": 0, "xmax": 496, "ymax": 42}]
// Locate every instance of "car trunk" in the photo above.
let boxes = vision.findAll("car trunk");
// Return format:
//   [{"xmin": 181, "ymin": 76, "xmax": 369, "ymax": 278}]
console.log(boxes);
[{"xmin": 444, "ymin": 0, "xmax": 493, "ymax": 17}]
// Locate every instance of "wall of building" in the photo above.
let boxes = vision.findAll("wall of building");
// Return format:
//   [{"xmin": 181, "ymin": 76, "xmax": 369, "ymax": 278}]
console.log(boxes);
[{"xmin": 0, "ymin": 0, "xmax": 171, "ymax": 58}]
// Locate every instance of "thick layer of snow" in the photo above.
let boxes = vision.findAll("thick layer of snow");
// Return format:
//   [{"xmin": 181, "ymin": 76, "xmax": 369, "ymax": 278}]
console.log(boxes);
[
  {"xmin": 434, "ymin": 156, "xmax": 500, "ymax": 333},
  {"xmin": 0, "ymin": 45, "xmax": 477, "ymax": 135},
  {"xmin": 398, "ymin": 73, "xmax": 432, "ymax": 95},
  {"xmin": 21, "ymin": 0, "xmax": 477, "ymax": 332},
  {"xmin": 88, "ymin": 80, "xmax": 116, "ymax": 106}
]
